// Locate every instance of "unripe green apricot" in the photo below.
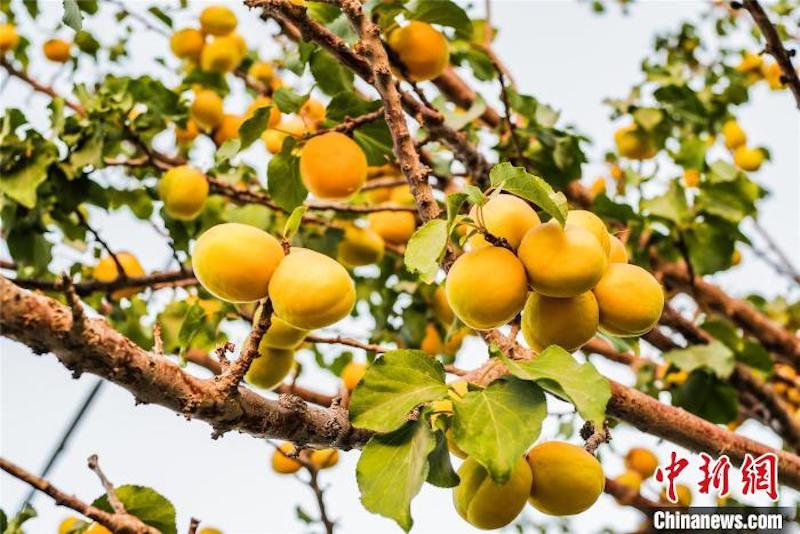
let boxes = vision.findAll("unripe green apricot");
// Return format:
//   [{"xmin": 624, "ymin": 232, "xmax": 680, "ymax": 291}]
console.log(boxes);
[
  {"xmin": 262, "ymin": 314, "xmax": 308, "ymax": 350},
  {"xmin": 245, "ymin": 345, "xmax": 295, "ymax": 390},
  {"xmin": 453, "ymin": 457, "xmax": 532, "ymax": 530}
]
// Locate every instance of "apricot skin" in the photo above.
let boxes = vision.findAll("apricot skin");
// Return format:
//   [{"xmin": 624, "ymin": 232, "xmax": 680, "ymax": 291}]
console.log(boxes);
[
  {"xmin": 453, "ymin": 457, "xmax": 533, "ymax": 530},
  {"xmin": 614, "ymin": 125, "xmax": 655, "ymax": 160},
  {"xmin": 341, "ymin": 361, "xmax": 366, "ymax": 390},
  {"xmin": 245, "ymin": 346, "xmax": 295, "ymax": 390},
  {"xmin": 337, "ymin": 225, "xmax": 385, "ymax": 267},
  {"xmin": 212, "ymin": 114, "xmax": 243, "ymax": 145},
  {"xmin": 310, "ymin": 449, "xmax": 339, "ymax": 469},
  {"xmin": 246, "ymin": 96, "xmax": 282, "ymax": 129},
  {"xmin": 388, "ymin": 21, "xmax": 449, "ymax": 82},
  {"xmin": 445, "ymin": 247, "xmax": 528, "ymax": 330},
  {"xmin": 0, "ymin": 24, "xmax": 19, "ymax": 52},
  {"xmin": 262, "ymin": 314, "xmax": 308, "ymax": 350},
  {"xmin": 367, "ymin": 211, "xmax": 417, "ymax": 245},
  {"xmin": 614, "ymin": 470, "xmax": 643, "ymax": 495},
  {"xmin": 300, "ymin": 132, "xmax": 367, "ymax": 199},
  {"xmin": 608, "ymin": 234, "xmax": 628, "ymax": 263},
  {"xmin": 272, "ymin": 442, "xmax": 302, "ymax": 474},
  {"xmin": 43, "ymin": 39, "xmax": 71, "ymax": 63},
  {"xmin": 522, "ymin": 291, "xmax": 598, "ymax": 352},
  {"xmin": 158, "ymin": 165, "xmax": 209, "ymax": 220},
  {"xmin": 192, "ymin": 223, "xmax": 284, "ymax": 303},
  {"xmin": 566, "ymin": 210, "xmax": 610, "ymax": 256},
  {"xmin": 201, "ymin": 36, "xmax": 241, "ymax": 72},
  {"xmin": 733, "ymin": 146, "xmax": 764, "ymax": 171},
  {"xmin": 469, "ymin": 193, "xmax": 540, "ymax": 250},
  {"xmin": 93, "ymin": 252, "xmax": 145, "ymax": 299},
  {"xmin": 593, "ymin": 263, "xmax": 664, "ymax": 337},
  {"xmin": 527, "ymin": 441, "xmax": 605, "ymax": 516},
  {"xmin": 625, "ymin": 447, "xmax": 658, "ymax": 479},
  {"xmin": 170, "ymin": 28, "xmax": 204, "ymax": 60},
  {"xmin": 199, "ymin": 5, "xmax": 237, "ymax": 36},
  {"xmin": 722, "ymin": 120, "xmax": 746, "ymax": 150},
  {"xmin": 191, "ymin": 89, "xmax": 224, "ymax": 131}
]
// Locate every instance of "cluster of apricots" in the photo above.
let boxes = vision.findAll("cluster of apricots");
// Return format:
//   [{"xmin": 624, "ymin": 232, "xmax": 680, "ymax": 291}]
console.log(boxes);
[
  {"xmin": 721, "ymin": 119, "xmax": 765, "ymax": 172},
  {"xmin": 613, "ymin": 447, "xmax": 693, "ymax": 507},
  {"xmin": 447, "ymin": 195, "xmax": 665, "ymax": 353},
  {"xmin": 271, "ymin": 442, "xmax": 339, "ymax": 475},
  {"xmin": 736, "ymin": 51, "xmax": 791, "ymax": 92},
  {"xmin": 0, "ymin": 23, "xmax": 71, "ymax": 62}
]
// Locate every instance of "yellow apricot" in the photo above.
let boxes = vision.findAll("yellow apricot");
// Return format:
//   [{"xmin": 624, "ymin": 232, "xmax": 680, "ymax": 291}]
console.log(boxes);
[
  {"xmin": 93, "ymin": 252, "xmax": 145, "ymax": 299},
  {"xmin": 85, "ymin": 524, "xmax": 112, "ymax": 534},
  {"xmin": 431, "ymin": 284, "xmax": 455, "ymax": 326},
  {"xmin": 421, "ymin": 323, "xmax": 444, "ymax": 354},
  {"xmin": 664, "ymin": 369, "xmax": 689, "ymax": 387},
  {"xmin": 625, "ymin": 447, "xmax": 659, "ymax": 479},
  {"xmin": 683, "ymin": 168, "xmax": 701, "ymax": 188},
  {"xmin": 527, "ymin": 441, "xmax": 605, "ymax": 516},
  {"xmin": 614, "ymin": 124, "xmax": 656, "ymax": 160},
  {"xmin": 337, "ymin": 224, "xmax": 385, "ymax": 267},
  {"xmin": 444, "ymin": 327, "xmax": 469, "ymax": 357},
  {"xmin": 197, "ymin": 528, "xmax": 222, "ymax": 534},
  {"xmin": 731, "ymin": 248, "xmax": 742, "ymax": 266},
  {"xmin": 263, "ymin": 116, "xmax": 308, "ymax": 154},
  {"xmin": 212, "ymin": 113, "xmax": 243, "ymax": 146},
  {"xmin": 192, "ymin": 223, "xmax": 284, "ymax": 303},
  {"xmin": 248, "ymin": 61, "xmax": 274, "ymax": 85},
  {"xmin": 310, "ymin": 449, "xmax": 339, "ymax": 469},
  {"xmin": 389, "ymin": 184, "xmax": 415, "ymax": 205},
  {"xmin": 300, "ymin": 132, "xmax": 367, "ymax": 199},
  {"xmin": 521, "ymin": 291, "xmax": 598, "ymax": 352},
  {"xmin": 59, "ymin": 516, "xmax": 82, "ymax": 534},
  {"xmin": 518, "ymin": 221, "xmax": 607, "ymax": 298},
  {"xmin": 469, "ymin": 193, "xmax": 541, "ymax": 250},
  {"xmin": 453, "ymin": 457, "xmax": 532, "ymax": 530},
  {"xmin": 200, "ymin": 36, "xmax": 241, "ymax": 72},
  {"xmin": 269, "ymin": 248, "xmax": 356, "ymax": 329},
  {"xmin": 199, "ymin": 5, "xmax": 237, "ymax": 36},
  {"xmin": 300, "ymin": 98, "xmax": 326, "ymax": 124},
  {"xmin": 388, "ymin": 21, "xmax": 449, "ymax": 82},
  {"xmin": 191, "ymin": 89, "xmax": 224, "ymax": 131},
  {"xmin": 245, "ymin": 346, "xmax": 295, "ymax": 389},
  {"xmin": 762, "ymin": 62, "xmax": 784, "ymax": 90},
  {"xmin": 158, "ymin": 165, "xmax": 209, "ymax": 220},
  {"xmin": 608, "ymin": 234, "xmax": 628, "ymax": 263},
  {"xmin": 590, "ymin": 177, "xmax": 606, "ymax": 196},
  {"xmin": 170, "ymin": 28, "xmax": 204, "ymax": 60},
  {"xmin": 341, "ymin": 361, "xmax": 367, "ymax": 390},
  {"xmin": 262, "ymin": 314, "xmax": 308, "ymax": 349},
  {"xmin": 246, "ymin": 96, "xmax": 282, "ymax": 129},
  {"xmin": 272, "ymin": 442, "xmax": 302, "ymax": 474},
  {"xmin": 722, "ymin": 119, "xmax": 746, "ymax": 150},
  {"xmin": 228, "ymin": 32, "xmax": 247, "ymax": 58},
  {"xmin": 445, "ymin": 247, "xmax": 528, "ymax": 330},
  {"xmin": 43, "ymin": 38, "xmax": 71, "ymax": 63},
  {"xmin": 566, "ymin": 210, "xmax": 610, "ymax": 256},
  {"xmin": 661, "ymin": 484, "xmax": 692, "ymax": 506},
  {"xmin": 614, "ymin": 470, "xmax": 643, "ymax": 495},
  {"xmin": 367, "ymin": 210, "xmax": 417, "ymax": 245},
  {"xmin": 593, "ymin": 263, "xmax": 664, "ymax": 337},
  {"xmin": 733, "ymin": 145, "xmax": 764, "ymax": 171},
  {"xmin": 736, "ymin": 52, "xmax": 763, "ymax": 73},
  {"xmin": 610, "ymin": 163, "xmax": 623, "ymax": 181},
  {"xmin": 0, "ymin": 23, "xmax": 19, "ymax": 52},
  {"xmin": 175, "ymin": 119, "xmax": 199, "ymax": 144}
]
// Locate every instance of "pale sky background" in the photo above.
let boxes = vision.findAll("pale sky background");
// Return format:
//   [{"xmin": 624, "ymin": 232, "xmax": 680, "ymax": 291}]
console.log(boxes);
[{"xmin": 1, "ymin": 1, "xmax": 799, "ymax": 533}]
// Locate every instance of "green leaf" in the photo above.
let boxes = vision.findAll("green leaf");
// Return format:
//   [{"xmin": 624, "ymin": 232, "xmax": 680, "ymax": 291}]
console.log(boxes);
[
  {"xmin": 214, "ymin": 138, "xmax": 241, "ymax": 163},
  {"xmin": 62, "ymin": 0, "xmax": 82, "ymax": 31},
  {"xmin": 434, "ymin": 94, "xmax": 487, "ymax": 130},
  {"xmin": 310, "ymin": 49, "xmax": 354, "ymax": 95},
  {"xmin": 451, "ymin": 377, "xmax": 546, "ymax": 482},
  {"xmin": 641, "ymin": 181, "xmax": 691, "ymax": 224},
  {"xmin": 147, "ymin": 6, "xmax": 172, "ymax": 28},
  {"xmin": 707, "ymin": 160, "xmax": 739, "ymax": 183},
  {"xmin": 426, "ymin": 430, "xmax": 460, "ymax": 488},
  {"xmin": 672, "ymin": 371, "xmax": 738, "ymax": 424},
  {"xmin": 326, "ymin": 93, "xmax": 382, "ymax": 122},
  {"xmin": 489, "ymin": 162, "xmax": 567, "ymax": 225},
  {"xmin": 664, "ymin": 340, "xmax": 735, "ymax": 379},
  {"xmin": 353, "ymin": 120, "xmax": 394, "ymax": 166},
  {"xmin": 683, "ymin": 219, "xmax": 736, "ymax": 275},
  {"xmin": 672, "ymin": 136, "xmax": 707, "ymax": 170},
  {"xmin": 283, "ymin": 206, "xmax": 306, "ymax": 239},
  {"xmin": 177, "ymin": 302, "xmax": 205, "ymax": 356},
  {"xmin": 267, "ymin": 147, "xmax": 308, "ymax": 212},
  {"xmin": 501, "ymin": 346, "xmax": 611, "ymax": 426},
  {"xmin": 408, "ymin": 0, "xmax": 472, "ymax": 39},
  {"xmin": 445, "ymin": 192, "xmax": 467, "ymax": 230},
  {"xmin": 737, "ymin": 341, "xmax": 773, "ymax": 373},
  {"xmin": 0, "ymin": 141, "xmax": 57, "ymax": 208},
  {"xmin": 404, "ymin": 219, "xmax": 447, "ymax": 284},
  {"xmin": 238, "ymin": 106, "xmax": 270, "ymax": 150},
  {"xmin": 357, "ymin": 419, "xmax": 436, "ymax": 532},
  {"xmin": 0, "ymin": 509, "xmax": 7, "ymax": 532},
  {"xmin": 272, "ymin": 87, "xmax": 310, "ymax": 114},
  {"xmin": 350, "ymin": 350, "xmax": 447, "ymax": 432},
  {"xmin": 4, "ymin": 504, "xmax": 36, "ymax": 534},
  {"xmin": 92, "ymin": 485, "xmax": 177, "ymax": 534},
  {"xmin": 633, "ymin": 107, "xmax": 663, "ymax": 131}
]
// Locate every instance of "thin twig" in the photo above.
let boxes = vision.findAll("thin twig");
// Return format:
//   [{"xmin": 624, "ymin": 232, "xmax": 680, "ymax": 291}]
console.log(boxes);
[
  {"xmin": 306, "ymin": 334, "xmax": 388, "ymax": 353},
  {"xmin": 302, "ymin": 108, "xmax": 385, "ymax": 139},
  {"xmin": 752, "ymin": 219, "xmax": 800, "ymax": 285},
  {"xmin": 74, "ymin": 209, "xmax": 129, "ymax": 280},
  {"xmin": 215, "ymin": 299, "xmax": 274, "ymax": 396},
  {"xmin": 87, "ymin": 455, "xmax": 126, "ymax": 514}
]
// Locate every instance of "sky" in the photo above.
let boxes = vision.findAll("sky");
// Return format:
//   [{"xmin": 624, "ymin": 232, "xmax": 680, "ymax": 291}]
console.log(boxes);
[{"xmin": 1, "ymin": 1, "xmax": 799, "ymax": 533}]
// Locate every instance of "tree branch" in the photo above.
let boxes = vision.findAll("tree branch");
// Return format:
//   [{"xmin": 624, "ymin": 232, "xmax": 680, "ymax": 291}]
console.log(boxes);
[{"xmin": 87, "ymin": 455, "xmax": 126, "ymax": 514}]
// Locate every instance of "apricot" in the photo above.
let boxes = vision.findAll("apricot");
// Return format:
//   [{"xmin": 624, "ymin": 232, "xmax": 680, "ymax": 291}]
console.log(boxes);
[
  {"xmin": 341, "ymin": 361, "xmax": 366, "ymax": 390},
  {"xmin": 421, "ymin": 323, "xmax": 444, "ymax": 354},
  {"xmin": 367, "ymin": 211, "xmax": 417, "ymax": 245},
  {"xmin": 527, "ymin": 441, "xmax": 604, "ymax": 516},
  {"xmin": 731, "ymin": 248, "xmax": 742, "ymax": 266},
  {"xmin": 0, "ymin": 23, "xmax": 19, "ymax": 52},
  {"xmin": 300, "ymin": 132, "xmax": 367, "ymax": 199},
  {"xmin": 268, "ymin": 248, "xmax": 356, "ymax": 329},
  {"xmin": 199, "ymin": 5, "xmax": 237, "ymax": 36},
  {"xmin": 310, "ymin": 449, "xmax": 339, "ymax": 469},
  {"xmin": 590, "ymin": 177, "xmax": 606, "ymax": 196},
  {"xmin": 469, "ymin": 193, "xmax": 540, "ymax": 250},
  {"xmin": 453, "ymin": 457, "xmax": 532, "ymax": 530},
  {"xmin": 336, "ymin": 224, "xmax": 385, "ymax": 267},
  {"xmin": 389, "ymin": 184, "xmax": 415, "ymax": 205},
  {"xmin": 245, "ymin": 346, "xmax": 295, "ymax": 390},
  {"xmin": 175, "ymin": 119, "xmax": 199, "ymax": 144},
  {"xmin": 263, "ymin": 117, "xmax": 308, "ymax": 154},
  {"xmin": 733, "ymin": 146, "xmax": 764, "ymax": 171},
  {"xmin": 736, "ymin": 51, "xmax": 763, "ymax": 74},
  {"xmin": 170, "ymin": 28, "xmax": 204, "ymax": 60},
  {"xmin": 85, "ymin": 525, "xmax": 112, "ymax": 534},
  {"xmin": 272, "ymin": 442, "xmax": 302, "ymax": 474},
  {"xmin": 614, "ymin": 124, "xmax": 656, "ymax": 160},
  {"xmin": 683, "ymin": 168, "xmax": 700, "ymax": 188},
  {"xmin": 59, "ymin": 517, "xmax": 81, "ymax": 534},
  {"xmin": 661, "ymin": 484, "xmax": 692, "ymax": 506},
  {"xmin": 518, "ymin": 221, "xmax": 607, "ymax": 298},
  {"xmin": 197, "ymin": 529, "xmax": 222, "ymax": 534},
  {"xmin": 246, "ymin": 96, "xmax": 282, "ymax": 128},
  {"xmin": 565, "ymin": 210, "xmax": 610, "ymax": 256},
  {"xmin": 248, "ymin": 61, "xmax": 274, "ymax": 85},
  {"xmin": 43, "ymin": 39, "xmax": 70, "ymax": 63},
  {"xmin": 212, "ymin": 114, "xmax": 243, "ymax": 145},
  {"xmin": 608, "ymin": 234, "xmax": 628, "ymax": 263},
  {"xmin": 593, "ymin": 263, "xmax": 664, "ymax": 337},
  {"xmin": 444, "ymin": 327, "xmax": 469, "ymax": 357},
  {"xmin": 158, "ymin": 165, "xmax": 209, "ymax": 220},
  {"xmin": 388, "ymin": 21, "xmax": 449, "ymax": 82},
  {"xmin": 431, "ymin": 284, "xmax": 455, "ymax": 326},
  {"xmin": 262, "ymin": 314, "xmax": 308, "ymax": 349},
  {"xmin": 191, "ymin": 89, "xmax": 224, "ymax": 131},
  {"xmin": 93, "ymin": 252, "xmax": 145, "ymax": 299},
  {"xmin": 614, "ymin": 470, "xmax": 643, "ymax": 494},
  {"xmin": 521, "ymin": 291, "xmax": 598, "ymax": 352},
  {"xmin": 300, "ymin": 98, "xmax": 326, "ymax": 124},
  {"xmin": 200, "ymin": 36, "xmax": 241, "ymax": 72},
  {"xmin": 192, "ymin": 223, "xmax": 284, "ymax": 303},
  {"xmin": 445, "ymin": 247, "xmax": 528, "ymax": 330},
  {"xmin": 625, "ymin": 447, "xmax": 659, "ymax": 479},
  {"xmin": 722, "ymin": 119, "xmax": 746, "ymax": 150},
  {"xmin": 763, "ymin": 62, "xmax": 783, "ymax": 90}
]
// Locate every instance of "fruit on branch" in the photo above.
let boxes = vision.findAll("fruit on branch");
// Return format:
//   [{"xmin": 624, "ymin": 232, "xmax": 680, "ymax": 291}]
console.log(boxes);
[
  {"xmin": 269, "ymin": 248, "xmax": 356, "ymax": 329},
  {"xmin": 431, "ymin": 284, "xmax": 455, "ymax": 326},
  {"xmin": 661, "ymin": 484, "xmax": 693, "ymax": 506},
  {"xmin": 722, "ymin": 119, "xmax": 746, "ymax": 150},
  {"xmin": 245, "ymin": 345, "xmax": 295, "ymax": 390},
  {"xmin": 762, "ymin": 62, "xmax": 785, "ymax": 90},
  {"xmin": 170, "ymin": 28, "xmax": 204, "ymax": 60},
  {"xmin": 608, "ymin": 234, "xmax": 628, "ymax": 263},
  {"xmin": 341, "ymin": 361, "xmax": 367, "ymax": 391},
  {"xmin": 310, "ymin": 448, "xmax": 339, "ymax": 469},
  {"xmin": 521, "ymin": 291, "xmax": 599, "ymax": 352},
  {"xmin": 85, "ymin": 524, "xmax": 112, "ymax": 534},
  {"xmin": 198, "ymin": 528, "xmax": 223, "ymax": 534},
  {"xmin": 336, "ymin": 224, "xmax": 385, "ymax": 267},
  {"xmin": 0, "ymin": 23, "xmax": 19, "ymax": 52},
  {"xmin": 736, "ymin": 51, "xmax": 763, "ymax": 76},
  {"xmin": 614, "ymin": 124, "xmax": 656, "ymax": 160},
  {"xmin": 517, "ymin": 221, "xmax": 607, "ymax": 298},
  {"xmin": 43, "ymin": 38, "xmax": 71, "ymax": 63},
  {"xmin": 593, "ymin": 263, "xmax": 664, "ymax": 337},
  {"xmin": 175, "ymin": 119, "xmax": 199, "ymax": 144},
  {"xmin": 526, "ymin": 441, "xmax": 604, "ymax": 516},
  {"xmin": 453, "ymin": 456, "xmax": 533, "ymax": 530},
  {"xmin": 300, "ymin": 132, "xmax": 367, "ymax": 199},
  {"xmin": 387, "ymin": 21, "xmax": 449, "ymax": 82},
  {"xmin": 192, "ymin": 223, "xmax": 284, "ymax": 303},
  {"xmin": 158, "ymin": 165, "xmax": 209, "ymax": 220},
  {"xmin": 261, "ymin": 314, "xmax": 309, "ymax": 350},
  {"xmin": 300, "ymin": 98, "xmax": 326, "ymax": 126},
  {"xmin": 733, "ymin": 145, "xmax": 764, "ymax": 171},
  {"xmin": 468, "ymin": 193, "xmax": 541, "ymax": 250},
  {"xmin": 624, "ymin": 447, "xmax": 659, "ymax": 478},
  {"xmin": 248, "ymin": 61, "xmax": 274, "ymax": 86},
  {"xmin": 201, "ymin": 35, "xmax": 243, "ymax": 73},
  {"xmin": 212, "ymin": 114, "xmax": 244, "ymax": 145},
  {"xmin": 262, "ymin": 117, "xmax": 308, "ymax": 154},
  {"xmin": 565, "ymin": 210, "xmax": 611, "ymax": 256},
  {"xmin": 191, "ymin": 89, "xmax": 224, "ymax": 131},
  {"xmin": 446, "ymin": 247, "xmax": 528, "ymax": 330},
  {"xmin": 421, "ymin": 323, "xmax": 444, "ymax": 354},
  {"xmin": 59, "ymin": 517, "xmax": 81, "ymax": 534},
  {"xmin": 731, "ymin": 248, "xmax": 742, "ymax": 266},
  {"xmin": 613, "ymin": 470, "xmax": 643, "ymax": 495},
  {"xmin": 272, "ymin": 442, "xmax": 302, "ymax": 474},
  {"xmin": 389, "ymin": 184, "xmax": 415, "ymax": 206},
  {"xmin": 199, "ymin": 5, "xmax": 237, "ymax": 36},
  {"xmin": 367, "ymin": 211, "xmax": 417, "ymax": 245},
  {"xmin": 246, "ymin": 96, "xmax": 282, "ymax": 129},
  {"xmin": 683, "ymin": 168, "xmax": 701, "ymax": 188},
  {"xmin": 93, "ymin": 252, "xmax": 146, "ymax": 299}
]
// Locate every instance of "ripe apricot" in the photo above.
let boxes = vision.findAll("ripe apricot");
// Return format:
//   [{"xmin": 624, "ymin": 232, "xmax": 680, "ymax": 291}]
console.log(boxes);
[
  {"xmin": 43, "ymin": 39, "xmax": 70, "ymax": 63},
  {"xmin": 608, "ymin": 234, "xmax": 628, "ymax": 263},
  {"xmin": 431, "ymin": 284, "xmax": 455, "ymax": 326},
  {"xmin": 625, "ymin": 447, "xmax": 658, "ymax": 479},
  {"xmin": 453, "ymin": 457, "xmax": 532, "ymax": 530},
  {"xmin": 191, "ymin": 89, "xmax": 224, "ymax": 131},
  {"xmin": 248, "ymin": 61, "xmax": 274, "ymax": 85},
  {"xmin": 762, "ymin": 62, "xmax": 783, "ymax": 90},
  {"xmin": 268, "ymin": 248, "xmax": 356, "ymax": 329},
  {"xmin": 175, "ymin": 119, "xmax": 199, "ymax": 144},
  {"xmin": 300, "ymin": 132, "xmax": 367, "ymax": 199},
  {"xmin": 201, "ymin": 36, "xmax": 241, "ymax": 72},
  {"xmin": 341, "ymin": 361, "xmax": 366, "ymax": 390},
  {"xmin": 736, "ymin": 52, "xmax": 763, "ymax": 74},
  {"xmin": 593, "ymin": 263, "xmax": 664, "ymax": 337},
  {"xmin": 262, "ymin": 314, "xmax": 308, "ymax": 350},
  {"xmin": 158, "ymin": 165, "xmax": 208, "ymax": 220},
  {"xmin": 445, "ymin": 247, "xmax": 528, "ymax": 330},
  {"xmin": 421, "ymin": 323, "xmax": 444, "ymax": 354},
  {"xmin": 367, "ymin": 211, "xmax": 417, "ymax": 245},
  {"xmin": 722, "ymin": 119, "xmax": 746, "ymax": 150},
  {"xmin": 85, "ymin": 524, "xmax": 112, "ymax": 534},
  {"xmin": 272, "ymin": 442, "xmax": 302, "ymax": 474},
  {"xmin": 246, "ymin": 96, "xmax": 282, "ymax": 128},
  {"xmin": 731, "ymin": 248, "xmax": 742, "ymax": 266},
  {"xmin": 93, "ymin": 252, "xmax": 145, "ymax": 299},
  {"xmin": 614, "ymin": 124, "xmax": 655, "ymax": 160},
  {"xmin": 336, "ymin": 224, "xmax": 385, "ymax": 267},
  {"xmin": 59, "ymin": 517, "xmax": 81, "ymax": 534},
  {"xmin": 614, "ymin": 470, "xmax": 643, "ymax": 494},
  {"xmin": 198, "ymin": 528, "xmax": 222, "ymax": 534},
  {"xmin": 527, "ymin": 441, "xmax": 604, "ymax": 516},
  {"xmin": 310, "ymin": 449, "xmax": 339, "ymax": 469},
  {"xmin": 212, "ymin": 114, "xmax": 243, "ymax": 145},
  {"xmin": 300, "ymin": 98, "xmax": 326, "ymax": 125},
  {"xmin": 518, "ymin": 221, "xmax": 607, "ymax": 298},
  {"xmin": 661, "ymin": 484, "xmax": 692, "ymax": 506},
  {"xmin": 469, "ymin": 194, "xmax": 540, "ymax": 250},
  {"xmin": 683, "ymin": 168, "xmax": 701, "ymax": 188},
  {"xmin": 245, "ymin": 346, "xmax": 295, "ymax": 390},
  {"xmin": 192, "ymin": 223, "xmax": 284, "ymax": 303},
  {"xmin": 733, "ymin": 145, "xmax": 764, "ymax": 171},
  {"xmin": 170, "ymin": 28, "xmax": 204, "ymax": 60},
  {"xmin": 388, "ymin": 21, "xmax": 449, "ymax": 81},
  {"xmin": 443, "ymin": 327, "xmax": 469, "ymax": 357},
  {"xmin": 199, "ymin": 5, "xmax": 237, "ymax": 36},
  {"xmin": 521, "ymin": 291, "xmax": 598, "ymax": 352},
  {"xmin": 0, "ymin": 23, "xmax": 19, "ymax": 52},
  {"xmin": 566, "ymin": 210, "xmax": 610, "ymax": 256}
]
